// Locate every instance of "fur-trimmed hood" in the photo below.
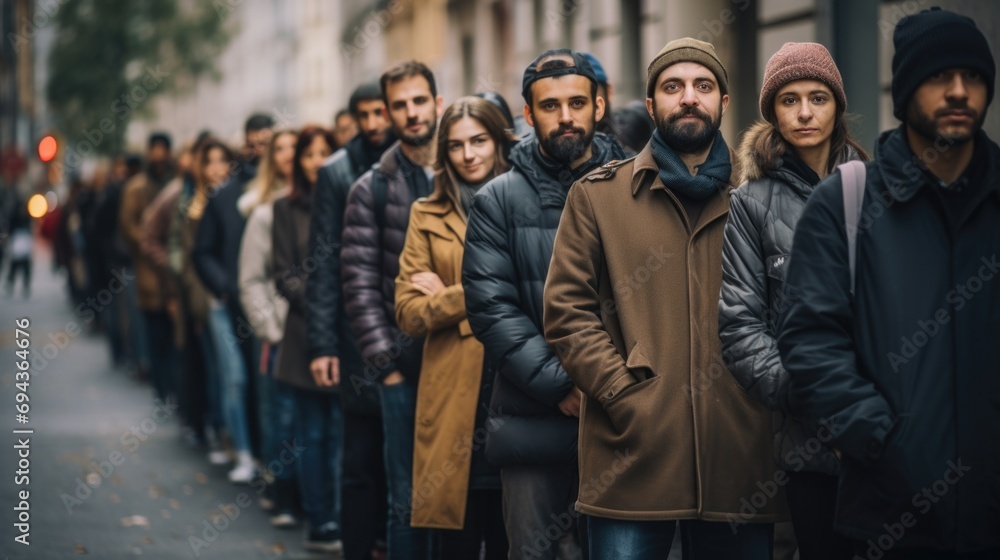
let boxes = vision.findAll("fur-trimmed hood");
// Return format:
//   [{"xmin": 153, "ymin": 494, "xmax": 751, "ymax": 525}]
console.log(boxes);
[{"xmin": 736, "ymin": 120, "xmax": 859, "ymax": 187}]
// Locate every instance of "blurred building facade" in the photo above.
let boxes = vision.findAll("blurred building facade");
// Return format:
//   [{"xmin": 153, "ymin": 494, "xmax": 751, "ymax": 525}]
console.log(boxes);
[{"xmin": 129, "ymin": 0, "xmax": 998, "ymax": 155}]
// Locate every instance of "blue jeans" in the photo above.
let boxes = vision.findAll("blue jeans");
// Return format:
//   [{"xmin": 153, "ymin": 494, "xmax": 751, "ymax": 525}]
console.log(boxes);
[
  {"xmin": 124, "ymin": 269, "xmax": 149, "ymax": 370},
  {"xmin": 262, "ymin": 344, "xmax": 297, "ymax": 482},
  {"xmin": 294, "ymin": 388, "xmax": 343, "ymax": 529},
  {"xmin": 207, "ymin": 303, "xmax": 251, "ymax": 453},
  {"xmin": 586, "ymin": 516, "xmax": 773, "ymax": 560},
  {"xmin": 379, "ymin": 378, "xmax": 430, "ymax": 560},
  {"xmin": 198, "ymin": 327, "xmax": 224, "ymax": 433},
  {"xmin": 142, "ymin": 310, "xmax": 178, "ymax": 403}
]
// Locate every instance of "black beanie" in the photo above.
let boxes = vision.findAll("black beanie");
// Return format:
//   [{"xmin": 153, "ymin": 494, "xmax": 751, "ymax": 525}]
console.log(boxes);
[{"xmin": 892, "ymin": 7, "xmax": 995, "ymax": 120}]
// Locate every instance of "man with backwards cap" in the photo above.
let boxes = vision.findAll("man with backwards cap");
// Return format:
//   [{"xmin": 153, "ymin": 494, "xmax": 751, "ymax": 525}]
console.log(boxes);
[
  {"xmin": 463, "ymin": 49, "xmax": 624, "ymax": 559},
  {"xmin": 779, "ymin": 7, "xmax": 1000, "ymax": 559},
  {"xmin": 545, "ymin": 38, "xmax": 783, "ymax": 558}
]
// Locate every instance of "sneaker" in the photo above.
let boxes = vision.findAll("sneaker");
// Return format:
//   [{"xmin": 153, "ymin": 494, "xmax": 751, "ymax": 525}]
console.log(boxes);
[
  {"xmin": 208, "ymin": 449, "xmax": 230, "ymax": 465},
  {"xmin": 227, "ymin": 452, "xmax": 256, "ymax": 484},
  {"xmin": 304, "ymin": 522, "xmax": 343, "ymax": 553},
  {"xmin": 270, "ymin": 511, "xmax": 297, "ymax": 528}
]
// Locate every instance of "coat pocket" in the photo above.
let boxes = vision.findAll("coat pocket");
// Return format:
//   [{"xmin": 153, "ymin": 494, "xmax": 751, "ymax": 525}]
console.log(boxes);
[{"xmin": 602, "ymin": 343, "xmax": 661, "ymax": 434}]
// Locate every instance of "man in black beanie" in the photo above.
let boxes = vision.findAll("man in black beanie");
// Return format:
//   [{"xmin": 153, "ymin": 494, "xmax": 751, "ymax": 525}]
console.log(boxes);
[{"xmin": 778, "ymin": 7, "xmax": 1000, "ymax": 559}]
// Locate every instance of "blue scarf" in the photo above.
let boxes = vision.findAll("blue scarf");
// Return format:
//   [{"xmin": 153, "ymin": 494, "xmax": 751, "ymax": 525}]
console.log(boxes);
[{"xmin": 650, "ymin": 129, "xmax": 732, "ymax": 200}]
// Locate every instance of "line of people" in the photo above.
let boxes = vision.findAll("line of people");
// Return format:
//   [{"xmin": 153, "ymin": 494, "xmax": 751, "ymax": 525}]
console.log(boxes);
[{"xmin": 51, "ymin": 6, "xmax": 998, "ymax": 560}]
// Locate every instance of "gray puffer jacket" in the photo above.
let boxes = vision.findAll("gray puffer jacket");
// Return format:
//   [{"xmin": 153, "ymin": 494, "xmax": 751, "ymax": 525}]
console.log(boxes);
[{"xmin": 719, "ymin": 122, "xmax": 859, "ymax": 474}]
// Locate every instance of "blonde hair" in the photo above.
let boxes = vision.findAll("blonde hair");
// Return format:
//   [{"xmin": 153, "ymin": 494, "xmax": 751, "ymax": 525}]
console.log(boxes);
[{"xmin": 247, "ymin": 128, "xmax": 297, "ymax": 211}]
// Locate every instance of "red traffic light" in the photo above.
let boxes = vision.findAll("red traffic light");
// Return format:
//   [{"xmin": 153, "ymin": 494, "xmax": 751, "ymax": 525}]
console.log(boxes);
[{"xmin": 38, "ymin": 135, "xmax": 57, "ymax": 162}]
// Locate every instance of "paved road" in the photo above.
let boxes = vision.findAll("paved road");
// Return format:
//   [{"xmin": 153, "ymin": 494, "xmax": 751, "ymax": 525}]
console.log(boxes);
[{"xmin": 0, "ymin": 247, "xmax": 324, "ymax": 559}]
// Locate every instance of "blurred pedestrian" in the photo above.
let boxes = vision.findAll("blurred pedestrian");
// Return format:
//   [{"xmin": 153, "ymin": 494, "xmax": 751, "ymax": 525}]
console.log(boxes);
[
  {"xmin": 120, "ymin": 132, "xmax": 177, "ymax": 402},
  {"xmin": 193, "ymin": 113, "xmax": 274, "ymax": 483},
  {"xmin": 719, "ymin": 42, "xmax": 868, "ymax": 560},
  {"xmin": 545, "ymin": 38, "xmax": 781, "ymax": 559},
  {"xmin": 273, "ymin": 126, "xmax": 342, "ymax": 552},
  {"xmin": 779, "ymin": 8, "xmax": 1000, "ymax": 559},
  {"xmin": 395, "ymin": 96, "xmax": 515, "ymax": 560},
  {"xmin": 5, "ymin": 199, "xmax": 32, "ymax": 299},
  {"xmin": 308, "ymin": 81, "xmax": 394, "ymax": 560},
  {"xmin": 463, "ymin": 49, "xmax": 624, "ymax": 560},
  {"xmin": 342, "ymin": 60, "xmax": 444, "ymax": 560},
  {"xmin": 95, "ymin": 153, "xmax": 144, "ymax": 370},
  {"xmin": 612, "ymin": 100, "xmax": 654, "ymax": 156},
  {"xmin": 333, "ymin": 108, "xmax": 360, "ymax": 151},
  {"xmin": 238, "ymin": 128, "xmax": 297, "ymax": 526}
]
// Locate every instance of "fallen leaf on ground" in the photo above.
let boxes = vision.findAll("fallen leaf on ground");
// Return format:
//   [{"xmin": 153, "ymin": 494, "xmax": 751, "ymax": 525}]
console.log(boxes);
[
  {"xmin": 75, "ymin": 544, "xmax": 88, "ymax": 554},
  {"xmin": 120, "ymin": 515, "xmax": 149, "ymax": 528},
  {"xmin": 194, "ymin": 473, "xmax": 208, "ymax": 484},
  {"xmin": 110, "ymin": 493, "xmax": 121, "ymax": 503},
  {"xmin": 169, "ymin": 499, "xmax": 180, "ymax": 509}
]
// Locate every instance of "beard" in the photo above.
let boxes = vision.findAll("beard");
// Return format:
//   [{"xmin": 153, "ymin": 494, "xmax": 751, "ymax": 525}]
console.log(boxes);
[
  {"xmin": 655, "ymin": 105, "xmax": 720, "ymax": 154},
  {"xmin": 399, "ymin": 117, "xmax": 437, "ymax": 147},
  {"xmin": 539, "ymin": 123, "xmax": 596, "ymax": 164},
  {"xmin": 906, "ymin": 101, "xmax": 984, "ymax": 145}
]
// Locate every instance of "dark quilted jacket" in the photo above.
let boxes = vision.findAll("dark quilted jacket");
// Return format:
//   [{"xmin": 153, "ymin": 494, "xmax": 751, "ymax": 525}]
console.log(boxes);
[
  {"xmin": 463, "ymin": 133, "xmax": 624, "ymax": 467},
  {"xmin": 342, "ymin": 142, "xmax": 429, "ymax": 383},
  {"xmin": 719, "ymin": 122, "xmax": 859, "ymax": 474}
]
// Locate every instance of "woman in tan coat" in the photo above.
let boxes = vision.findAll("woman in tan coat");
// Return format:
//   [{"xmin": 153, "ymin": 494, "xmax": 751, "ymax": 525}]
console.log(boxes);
[{"xmin": 395, "ymin": 96, "xmax": 515, "ymax": 559}]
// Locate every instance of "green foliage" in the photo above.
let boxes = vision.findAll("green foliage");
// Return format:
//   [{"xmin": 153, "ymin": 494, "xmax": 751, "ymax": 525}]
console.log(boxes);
[{"xmin": 46, "ymin": 0, "xmax": 234, "ymax": 156}]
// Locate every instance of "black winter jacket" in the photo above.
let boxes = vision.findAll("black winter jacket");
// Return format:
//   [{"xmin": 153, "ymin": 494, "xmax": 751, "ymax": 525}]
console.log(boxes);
[
  {"xmin": 307, "ymin": 135, "xmax": 392, "ymax": 409},
  {"xmin": 720, "ymin": 122, "xmax": 858, "ymax": 475},
  {"xmin": 342, "ymin": 143, "xmax": 430, "ymax": 383},
  {"xmin": 778, "ymin": 126, "xmax": 1000, "ymax": 552},
  {"xmin": 192, "ymin": 165, "xmax": 255, "ymax": 306},
  {"xmin": 463, "ymin": 133, "xmax": 624, "ymax": 467}
]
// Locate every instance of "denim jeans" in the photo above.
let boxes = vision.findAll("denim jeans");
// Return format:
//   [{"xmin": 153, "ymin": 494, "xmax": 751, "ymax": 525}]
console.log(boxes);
[
  {"xmin": 207, "ymin": 302, "xmax": 251, "ymax": 453},
  {"xmin": 502, "ymin": 464, "xmax": 582, "ymax": 560},
  {"xmin": 586, "ymin": 516, "xmax": 773, "ymax": 560},
  {"xmin": 262, "ymin": 344, "xmax": 297, "ymax": 482},
  {"xmin": 294, "ymin": 388, "xmax": 343, "ymax": 529},
  {"xmin": 141, "ymin": 310, "xmax": 178, "ymax": 403},
  {"xmin": 197, "ymin": 328, "xmax": 224, "ymax": 433},
  {"xmin": 124, "ymin": 269, "xmax": 150, "ymax": 371},
  {"xmin": 379, "ymin": 378, "xmax": 430, "ymax": 560}
]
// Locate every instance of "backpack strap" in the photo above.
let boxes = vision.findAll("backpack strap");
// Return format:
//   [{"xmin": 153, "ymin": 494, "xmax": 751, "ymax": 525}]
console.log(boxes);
[{"xmin": 838, "ymin": 160, "xmax": 867, "ymax": 294}]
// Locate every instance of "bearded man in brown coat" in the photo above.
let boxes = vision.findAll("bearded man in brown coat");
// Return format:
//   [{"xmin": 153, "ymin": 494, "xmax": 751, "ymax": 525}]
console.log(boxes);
[{"xmin": 544, "ymin": 38, "xmax": 786, "ymax": 559}]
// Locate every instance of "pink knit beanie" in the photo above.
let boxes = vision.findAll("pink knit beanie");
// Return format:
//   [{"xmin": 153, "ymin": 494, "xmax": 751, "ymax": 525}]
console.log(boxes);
[{"xmin": 759, "ymin": 42, "xmax": 846, "ymax": 123}]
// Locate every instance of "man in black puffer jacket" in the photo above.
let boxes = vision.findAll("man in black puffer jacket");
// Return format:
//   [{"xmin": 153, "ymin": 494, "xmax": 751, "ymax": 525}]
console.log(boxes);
[
  {"xmin": 307, "ymin": 82, "xmax": 395, "ymax": 560},
  {"xmin": 463, "ymin": 49, "xmax": 623, "ymax": 560},
  {"xmin": 341, "ymin": 61, "xmax": 442, "ymax": 560}
]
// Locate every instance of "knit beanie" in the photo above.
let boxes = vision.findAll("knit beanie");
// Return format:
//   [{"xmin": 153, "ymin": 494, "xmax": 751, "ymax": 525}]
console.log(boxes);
[
  {"xmin": 647, "ymin": 38, "xmax": 728, "ymax": 98},
  {"xmin": 892, "ymin": 7, "xmax": 995, "ymax": 120},
  {"xmin": 759, "ymin": 42, "xmax": 846, "ymax": 123}
]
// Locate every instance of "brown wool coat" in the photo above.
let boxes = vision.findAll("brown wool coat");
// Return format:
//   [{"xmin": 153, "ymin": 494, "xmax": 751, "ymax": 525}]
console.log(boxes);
[
  {"xmin": 395, "ymin": 186, "xmax": 484, "ymax": 530},
  {"xmin": 544, "ymin": 143, "xmax": 787, "ymax": 523},
  {"xmin": 120, "ymin": 172, "xmax": 173, "ymax": 311}
]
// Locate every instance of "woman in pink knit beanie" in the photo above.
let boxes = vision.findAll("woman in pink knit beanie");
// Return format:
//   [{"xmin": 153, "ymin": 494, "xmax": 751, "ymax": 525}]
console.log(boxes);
[{"xmin": 719, "ymin": 42, "xmax": 869, "ymax": 560}]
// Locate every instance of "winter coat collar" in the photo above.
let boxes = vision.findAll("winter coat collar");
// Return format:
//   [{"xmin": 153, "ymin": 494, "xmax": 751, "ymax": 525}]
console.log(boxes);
[
  {"xmin": 736, "ymin": 120, "xmax": 859, "ymax": 199},
  {"xmin": 875, "ymin": 125, "xmax": 1000, "ymax": 204},
  {"xmin": 509, "ymin": 132, "xmax": 625, "ymax": 207}
]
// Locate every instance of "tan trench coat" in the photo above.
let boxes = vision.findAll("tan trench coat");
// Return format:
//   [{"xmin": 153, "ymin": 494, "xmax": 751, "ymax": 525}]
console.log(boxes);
[
  {"xmin": 544, "ymin": 144, "xmax": 787, "ymax": 523},
  {"xmin": 395, "ymin": 186, "xmax": 484, "ymax": 530}
]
